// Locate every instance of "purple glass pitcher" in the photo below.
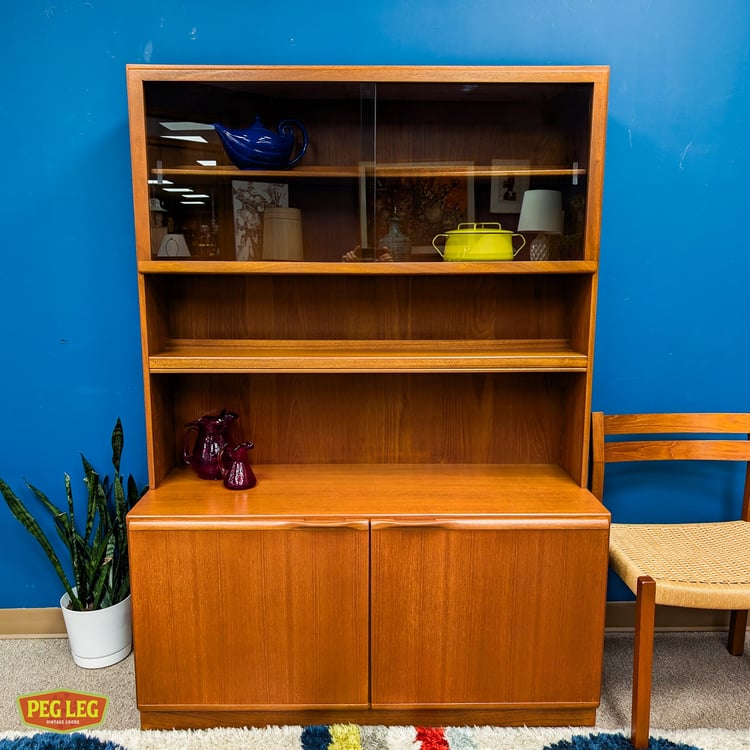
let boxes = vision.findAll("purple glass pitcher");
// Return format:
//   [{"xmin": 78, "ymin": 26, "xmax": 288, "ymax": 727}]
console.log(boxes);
[
  {"xmin": 219, "ymin": 442, "xmax": 257, "ymax": 490},
  {"xmin": 183, "ymin": 409, "xmax": 238, "ymax": 480}
]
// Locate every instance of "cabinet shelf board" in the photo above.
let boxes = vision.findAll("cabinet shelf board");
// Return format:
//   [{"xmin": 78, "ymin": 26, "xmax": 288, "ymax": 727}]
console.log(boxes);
[
  {"xmin": 149, "ymin": 338, "xmax": 588, "ymax": 373},
  {"xmin": 139, "ymin": 260, "xmax": 598, "ymax": 275},
  {"xmin": 155, "ymin": 165, "xmax": 360, "ymax": 179},
  {"xmin": 127, "ymin": 463, "xmax": 609, "ymax": 522},
  {"xmin": 154, "ymin": 164, "xmax": 586, "ymax": 180}
]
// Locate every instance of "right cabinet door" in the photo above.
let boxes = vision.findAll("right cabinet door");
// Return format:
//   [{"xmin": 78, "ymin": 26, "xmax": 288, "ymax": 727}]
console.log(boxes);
[{"xmin": 370, "ymin": 518, "xmax": 609, "ymax": 707}]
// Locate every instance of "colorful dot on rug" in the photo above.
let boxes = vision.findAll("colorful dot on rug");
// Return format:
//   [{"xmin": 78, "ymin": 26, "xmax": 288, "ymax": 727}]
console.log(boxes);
[
  {"xmin": 544, "ymin": 732, "xmax": 702, "ymax": 750},
  {"xmin": 416, "ymin": 726, "xmax": 451, "ymax": 750},
  {"xmin": 0, "ymin": 734, "xmax": 125, "ymax": 750},
  {"xmin": 301, "ymin": 724, "xmax": 333, "ymax": 750}
]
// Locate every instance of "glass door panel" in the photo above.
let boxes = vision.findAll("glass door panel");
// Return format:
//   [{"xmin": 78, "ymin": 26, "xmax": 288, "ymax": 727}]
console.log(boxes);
[
  {"xmin": 142, "ymin": 79, "xmax": 367, "ymax": 262},
  {"xmin": 139, "ymin": 76, "xmax": 594, "ymax": 263}
]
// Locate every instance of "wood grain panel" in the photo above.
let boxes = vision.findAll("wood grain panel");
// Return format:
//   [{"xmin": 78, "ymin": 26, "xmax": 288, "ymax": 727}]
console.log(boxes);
[
  {"xmin": 370, "ymin": 522, "xmax": 608, "ymax": 705},
  {"xmin": 165, "ymin": 372, "xmax": 581, "ymax": 466},
  {"xmin": 130, "ymin": 523, "xmax": 369, "ymax": 708},
  {"xmin": 144, "ymin": 274, "xmax": 587, "ymax": 342}
]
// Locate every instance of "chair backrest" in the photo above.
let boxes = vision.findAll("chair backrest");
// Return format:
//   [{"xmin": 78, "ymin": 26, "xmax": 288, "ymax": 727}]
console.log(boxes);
[{"xmin": 591, "ymin": 412, "xmax": 750, "ymax": 521}]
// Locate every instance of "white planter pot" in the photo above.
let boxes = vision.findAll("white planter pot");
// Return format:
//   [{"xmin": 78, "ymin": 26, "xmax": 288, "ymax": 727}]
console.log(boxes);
[{"xmin": 59, "ymin": 590, "xmax": 132, "ymax": 669}]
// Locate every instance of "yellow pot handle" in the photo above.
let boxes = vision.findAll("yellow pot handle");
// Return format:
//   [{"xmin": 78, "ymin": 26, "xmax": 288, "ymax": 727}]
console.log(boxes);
[{"xmin": 431, "ymin": 234, "xmax": 448, "ymax": 257}]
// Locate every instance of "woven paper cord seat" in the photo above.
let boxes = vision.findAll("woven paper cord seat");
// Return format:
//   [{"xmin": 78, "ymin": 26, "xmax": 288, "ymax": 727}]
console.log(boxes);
[
  {"xmin": 610, "ymin": 520, "xmax": 750, "ymax": 609},
  {"xmin": 591, "ymin": 411, "xmax": 750, "ymax": 750}
]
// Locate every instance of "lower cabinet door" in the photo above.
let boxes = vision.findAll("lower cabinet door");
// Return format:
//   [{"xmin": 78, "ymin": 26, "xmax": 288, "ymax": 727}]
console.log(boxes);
[
  {"xmin": 370, "ymin": 518, "xmax": 609, "ymax": 707},
  {"xmin": 130, "ymin": 519, "xmax": 369, "ymax": 709}
]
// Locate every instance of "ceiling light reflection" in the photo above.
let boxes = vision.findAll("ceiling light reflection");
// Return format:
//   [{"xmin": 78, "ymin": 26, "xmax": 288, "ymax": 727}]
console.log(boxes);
[{"xmin": 161, "ymin": 135, "xmax": 208, "ymax": 143}]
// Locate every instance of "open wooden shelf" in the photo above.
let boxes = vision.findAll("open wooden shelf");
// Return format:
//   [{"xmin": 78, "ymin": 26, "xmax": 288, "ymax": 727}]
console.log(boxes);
[
  {"xmin": 148, "ymin": 338, "xmax": 588, "ymax": 373},
  {"xmin": 130, "ymin": 463, "xmax": 609, "ymax": 521},
  {"xmin": 138, "ymin": 259, "xmax": 598, "ymax": 275}
]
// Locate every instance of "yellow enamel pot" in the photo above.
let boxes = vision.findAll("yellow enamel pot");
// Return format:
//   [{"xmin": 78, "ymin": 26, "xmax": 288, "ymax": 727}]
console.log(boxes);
[{"xmin": 432, "ymin": 222, "xmax": 526, "ymax": 261}]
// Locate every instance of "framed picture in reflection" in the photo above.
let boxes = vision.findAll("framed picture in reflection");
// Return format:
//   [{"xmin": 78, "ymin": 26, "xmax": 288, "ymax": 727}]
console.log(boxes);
[
  {"xmin": 489, "ymin": 159, "xmax": 530, "ymax": 214},
  {"xmin": 359, "ymin": 162, "xmax": 475, "ymax": 256}
]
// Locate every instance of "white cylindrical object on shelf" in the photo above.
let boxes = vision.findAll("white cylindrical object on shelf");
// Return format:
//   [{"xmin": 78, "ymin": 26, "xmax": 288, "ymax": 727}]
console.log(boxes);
[{"xmin": 263, "ymin": 207, "xmax": 304, "ymax": 261}]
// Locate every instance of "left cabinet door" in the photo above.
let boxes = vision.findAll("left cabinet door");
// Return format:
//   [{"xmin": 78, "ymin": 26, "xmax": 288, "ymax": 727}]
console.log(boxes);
[{"xmin": 129, "ymin": 519, "xmax": 370, "ymax": 710}]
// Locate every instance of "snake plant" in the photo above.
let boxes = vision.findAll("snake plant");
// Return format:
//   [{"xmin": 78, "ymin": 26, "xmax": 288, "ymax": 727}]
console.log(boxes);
[{"xmin": 0, "ymin": 418, "xmax": 147, "ymax": 611}]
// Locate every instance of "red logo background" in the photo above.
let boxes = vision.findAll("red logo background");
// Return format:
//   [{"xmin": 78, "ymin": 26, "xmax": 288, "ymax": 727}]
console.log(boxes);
[{"xmin": 17, "ymin": 690, "xmax": 108, "ymax": 732}]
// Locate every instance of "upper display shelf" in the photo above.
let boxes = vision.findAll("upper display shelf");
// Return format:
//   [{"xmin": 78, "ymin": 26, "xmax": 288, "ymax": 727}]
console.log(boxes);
[
  {"xmin": 152, "ymin": 164, "xmax": 588, "ymax": 179},
  {"xmin": 127, "ymin": 66, "xmax": 608, "ymax": 265}
]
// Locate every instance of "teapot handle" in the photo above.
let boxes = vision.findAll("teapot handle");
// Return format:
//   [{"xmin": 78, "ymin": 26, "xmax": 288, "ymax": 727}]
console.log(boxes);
[
  {"xmin": 278, "ymin": 119, "xmax": 309, "ymax": 168},
  {"xmin": 431, "ymin": 234, "xmax": 448, "ymax": 257},
  {"xmin": 512, "ymin": 233, "xmax": 527, "ymax": 257}
]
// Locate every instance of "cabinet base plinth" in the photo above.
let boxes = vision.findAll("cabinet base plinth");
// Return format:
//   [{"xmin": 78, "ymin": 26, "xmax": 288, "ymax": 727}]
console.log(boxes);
[{"xmin": 138, "ymin": 706, "xmax": 598, "ymax": 730}]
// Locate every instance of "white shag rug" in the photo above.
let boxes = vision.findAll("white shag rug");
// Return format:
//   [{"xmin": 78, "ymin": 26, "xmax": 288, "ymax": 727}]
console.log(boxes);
[{"xmin": 1, "ymin": 725, "xmax": 750, "ymax": 750}]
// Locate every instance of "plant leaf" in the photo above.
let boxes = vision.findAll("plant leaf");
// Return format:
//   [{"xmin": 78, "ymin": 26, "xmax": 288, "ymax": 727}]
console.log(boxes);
[
  {"xmin": 0, "ymin": 477, "xmax": 78, "ymax": 607},
  {"xmin": 112, "ymin": 417, "xmax": 123, "ymax": 474},
  {"xmin": 0, "ymin": 419, "xmax": 145, "ymax": 611}
]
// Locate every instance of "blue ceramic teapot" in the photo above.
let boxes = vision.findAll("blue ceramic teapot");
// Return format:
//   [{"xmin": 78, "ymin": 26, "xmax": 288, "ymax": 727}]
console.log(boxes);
[{"xmin": 214, "ymin": 115, "xmax": 309, "ymax": 170}]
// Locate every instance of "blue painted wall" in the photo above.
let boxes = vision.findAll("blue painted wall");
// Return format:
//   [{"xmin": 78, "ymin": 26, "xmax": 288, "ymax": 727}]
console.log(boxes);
[{"xmin": 1, "ymin": 1, "xmax": 748, "ymax": 606}]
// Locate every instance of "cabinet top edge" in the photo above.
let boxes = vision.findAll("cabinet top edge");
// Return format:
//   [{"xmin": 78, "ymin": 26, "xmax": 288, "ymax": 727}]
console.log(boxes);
[{"xmin": 125, "ymin": 64, "xmax": 610, "ymax": 84}]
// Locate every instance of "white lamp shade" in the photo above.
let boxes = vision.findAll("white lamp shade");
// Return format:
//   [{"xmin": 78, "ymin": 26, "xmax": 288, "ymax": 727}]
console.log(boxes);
[
  {"xmin": 157, "ymin": 233, "xmax": 191, "ymax": 257},
  {"xmin": 517, "ymin": 190, "xmax": 563, "ymax": 234}
]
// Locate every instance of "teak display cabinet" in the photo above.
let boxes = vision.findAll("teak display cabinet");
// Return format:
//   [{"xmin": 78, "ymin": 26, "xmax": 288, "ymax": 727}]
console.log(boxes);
[{"xmin": 125, "ymin": 65, "xmax": 610, "ymax": 730}]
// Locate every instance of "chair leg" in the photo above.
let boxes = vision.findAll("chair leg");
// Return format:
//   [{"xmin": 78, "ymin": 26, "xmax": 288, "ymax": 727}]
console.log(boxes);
[
  {"xmin": 631, "ymin": 575, "xmax": 656, "ymax": 750},
  {"xmin": 727, "ymin": 610, "xmax": 748, "ymax": 656}
]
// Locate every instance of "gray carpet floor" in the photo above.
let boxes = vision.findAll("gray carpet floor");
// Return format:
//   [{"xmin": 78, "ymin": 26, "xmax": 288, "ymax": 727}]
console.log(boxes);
[{"xmin": 0, "ymin": 631, "xmax": 748, "ymax": 733}]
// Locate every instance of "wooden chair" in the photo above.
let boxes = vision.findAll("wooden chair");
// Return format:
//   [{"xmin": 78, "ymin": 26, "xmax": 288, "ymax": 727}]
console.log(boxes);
[{"xmin": 590, "ymin": 412, "xmax": 750, "ymax": 749}]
